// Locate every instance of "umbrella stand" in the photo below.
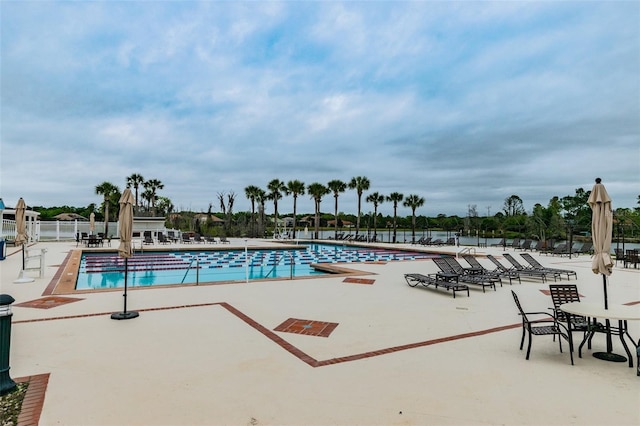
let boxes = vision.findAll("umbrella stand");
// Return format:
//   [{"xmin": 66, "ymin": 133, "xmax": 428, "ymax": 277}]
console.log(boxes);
[
  {"xmin": 111, "ymin": 258, "xmax": 139, "ymax": 320},
  {"xmin": 592, "ymin": 274, "xmax": 626, "ymax": 363}
]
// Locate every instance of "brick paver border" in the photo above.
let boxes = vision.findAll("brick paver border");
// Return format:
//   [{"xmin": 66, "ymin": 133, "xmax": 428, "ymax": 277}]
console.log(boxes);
[
  {"xmin": 14, "ymin": 373, "xmax": 49, "ymax": 426},
  {"xmin": 13, "ymin": 302, "xmax": 522, "ymax": 367}
]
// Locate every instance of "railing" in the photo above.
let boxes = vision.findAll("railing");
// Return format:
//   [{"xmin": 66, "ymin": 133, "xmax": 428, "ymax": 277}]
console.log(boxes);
[
  {"xmin": 457, "ymin": 247, "xmax": 476, "ymax": 258},
  {"xmin": 265, "ymin": 251, "xmax": 294, "ymax": 280}
]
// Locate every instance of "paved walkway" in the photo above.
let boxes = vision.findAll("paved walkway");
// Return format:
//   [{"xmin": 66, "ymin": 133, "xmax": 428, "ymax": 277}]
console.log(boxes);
[{"xmin": 2, "ymin": 239, "xmax": 639, "ymax": 425}]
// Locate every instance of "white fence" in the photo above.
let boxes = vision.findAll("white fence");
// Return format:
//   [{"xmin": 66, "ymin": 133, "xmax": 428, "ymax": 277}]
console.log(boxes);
[{"xmin": 1, "ymin": 219, "xmax": 181, "ymax": 242}]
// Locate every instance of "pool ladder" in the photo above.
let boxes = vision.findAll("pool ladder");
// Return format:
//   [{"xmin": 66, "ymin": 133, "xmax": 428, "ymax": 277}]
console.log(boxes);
[
  {"xmin": 265, "ymin": 251, "xmax": 294, "ymax": 280},
  {"xmin": 181, "ymin": 257, "xmax": 200, "ymax": 285}
]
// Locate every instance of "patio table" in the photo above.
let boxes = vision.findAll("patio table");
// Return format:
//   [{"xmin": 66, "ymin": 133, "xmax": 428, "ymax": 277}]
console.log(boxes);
[{"xmin": 560, "ymin": 302, "xmax": 640, "ymax": 368}]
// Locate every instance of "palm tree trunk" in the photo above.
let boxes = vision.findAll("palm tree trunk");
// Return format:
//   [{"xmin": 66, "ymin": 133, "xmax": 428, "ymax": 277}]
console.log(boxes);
[
  {"xmin": 292, "ymin": 196, "xmax": 298, "ymax": 239},
  {"xmin": 356, "ymin": 195, "xmax": 362, "ymax": 237},
  {"xmin": 334, "ymin": 196, "xmax": 339, "ymax": 239}
]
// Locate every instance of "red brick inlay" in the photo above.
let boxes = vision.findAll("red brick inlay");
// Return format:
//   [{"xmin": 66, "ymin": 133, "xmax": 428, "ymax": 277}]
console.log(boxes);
[
  {"xmin": 14, "ymin": 296, "xmax": 83, "ymax": 309},
  {"xmin": 20, "ymin": 299, "xmax": 632, "ymax": 368},
  {"xmin": 15, "ymin": 373, "xmax": 49, "ymax": 426},
  {"xmin": 274, "ymin": 318, "xmax": 339, "ymax": 338},
  {"xmin": 343, "ymin": 277, "xmax": 375, "ymax": 285}
]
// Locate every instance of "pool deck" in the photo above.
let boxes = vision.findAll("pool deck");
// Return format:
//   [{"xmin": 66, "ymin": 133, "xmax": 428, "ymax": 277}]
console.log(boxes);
[{"xmin": 2, "ymin": 238, "xmax": 639, "ymax": 425}]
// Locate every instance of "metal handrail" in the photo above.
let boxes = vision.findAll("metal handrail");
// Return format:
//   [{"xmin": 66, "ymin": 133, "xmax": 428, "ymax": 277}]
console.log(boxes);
[{"xmin": 457, "ymin": 247, "xmax": 476, "ymax": 258}]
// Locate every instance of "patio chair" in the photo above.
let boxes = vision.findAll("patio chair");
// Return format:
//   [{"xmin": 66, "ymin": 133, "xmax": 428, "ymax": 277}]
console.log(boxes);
[
  {"xmin": 515, "ymin": 239, "xmax": 533, "ymax": 251},
  {"xmin": 539, "ymin": 239, "xmax": 556, "ymax": 255},
  {"xmin": 511, "ymin": 291, "xmax": 574, "ymax": 365},
  {"xmin": 531, "ymin": 241, "xmax": 545, "ymax": 251},
  {"xmin": 509, "ymin": 238, "xmax": 521, "ymax": 249},
  {"xmin": 219, "ymin": 236, "xmax": 231, "ymax": 244},
  {"xmin": 181, "ymin": 233, "xmax": 192, "ymax": 244},
  {"xmin": 548, "ymin": 284, "xmax": 594, "ymax": 354},
  {"xmin": 502, "ymin": 253, "xmax": 557, "ymax": 282},
  {"xmin": 157, "ymin": 233, "xmax": 170, "ymax": 244},
  {"xmin": 433, "ymin": 257, "xmax": 497, "ymax": 292},
  {"xmin": 625, "ymin": 249, "xmax": 640, "ymax": 269},
  {"xmin": 404, "ymin": 273, "xmax": 470, "ymax": 298},
  {"xmin": 143, "ymin": 232, "xmax": 154, "ymax": 245},
  {"xmin": 519, "ymin": 253, "xmax": 577, "ymax": 280},
  {"xmin": 574, "ymin": 242, "xmax": 593, "ymax": 256},
  {"xmin": 490, "ymin": 238, "xmax": 505, "ymax": 247},
  {"xmin": 167, "ymin": 231, "xmax": 179, "ymax": 243},
  {"xmin": 549, "ymin": 243, "xmax": 570, "ymax": 257},
  {"xmin": 463, "ymin": 254, "xmax": 521, "ymax": 285}
]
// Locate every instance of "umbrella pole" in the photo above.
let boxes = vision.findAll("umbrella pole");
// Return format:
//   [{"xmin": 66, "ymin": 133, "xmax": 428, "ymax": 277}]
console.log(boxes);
[
  {"xmin": 593, "ymin": 274, "xmax": 626, "ymax": 363},
  {"xmin": 111, "ymin": 258, "xmax": 139, "ymax": 320},
  {"xmin": 123, "ymin": 258, "xmax": 128, "ymax": 313},
  {"xmin": 603, "ymin": 274, "xmax": 608, "ymax": 310}
]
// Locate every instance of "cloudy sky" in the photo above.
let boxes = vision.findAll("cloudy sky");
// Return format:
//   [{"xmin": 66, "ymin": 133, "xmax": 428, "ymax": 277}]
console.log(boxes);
[{"xmin": 1, "ymin": 1, "xmax": 638, "ymax": 217}]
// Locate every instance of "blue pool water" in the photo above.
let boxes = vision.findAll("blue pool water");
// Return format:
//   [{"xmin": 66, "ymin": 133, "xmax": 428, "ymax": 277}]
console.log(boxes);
[{"xmin": 76, "ymin": 244, "xmax": 438, "ymax": 290}]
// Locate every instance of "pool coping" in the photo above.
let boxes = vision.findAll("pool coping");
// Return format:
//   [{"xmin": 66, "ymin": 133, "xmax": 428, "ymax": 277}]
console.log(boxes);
[{"xmin": 46, "ymin": 248, "xmax": 383, "ymax": 295}]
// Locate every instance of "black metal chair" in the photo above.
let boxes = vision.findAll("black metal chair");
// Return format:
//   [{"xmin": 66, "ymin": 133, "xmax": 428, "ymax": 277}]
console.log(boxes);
[
  {"xmin": 511, "ymin": 290, "xmax": 574, "ymax": 365},
  {"xmin": 549, "ymin": 284, "xmax": 603, "ymax": 354}
]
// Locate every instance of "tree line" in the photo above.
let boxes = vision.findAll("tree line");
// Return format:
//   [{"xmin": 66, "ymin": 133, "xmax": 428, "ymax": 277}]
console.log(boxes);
[{"xmin": 33, "ymin": 174, "xmax": 640, "ymax": 242}]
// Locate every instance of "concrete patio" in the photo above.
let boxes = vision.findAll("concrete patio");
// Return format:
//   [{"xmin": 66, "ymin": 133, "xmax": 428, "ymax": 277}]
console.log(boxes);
[{"xmin": 2, "ymin": 239, "xmax": 639, "ymax": 425}]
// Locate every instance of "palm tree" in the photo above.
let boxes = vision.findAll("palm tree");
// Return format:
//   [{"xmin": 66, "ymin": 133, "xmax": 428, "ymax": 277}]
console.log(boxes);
[
  {"xmin": 141, "ymin": 189, "xmax": 153, "ymax": 211},
  {"xmin": 348, "ymin": 176, "xmax": 370, "ymax": 238},
  {"xmin": 327, "ymin": 179, "xmax": 347, "ymax": 240},
  {"xmin": 287, "ymin": 180, "xmax": 305, "ymax": 239},
  {"xmin": 126, "ymin": 173, "xmax": 145, "ymax": 208},
  {"xmin": 143, "ymin": 179, "xmax": 164, "ymax": 213},
  {"xmin": 386, "ymin": 192, "xmax": 404, "ymax": 243},
  {"xmin": 403, "ymin": 194, "xmax": 425, "ymax": 244},
  {"xmin": 255, "ymin": 188, "xmax": 267, "ymax": 238},
  {"xmin": 366, "ymin": 191, "xmax": 385, "ymax": 242},
  {"xmin": 267, "ymin": 179, "xmax": 288, "ymax": 237},
  {"xmin": 95, "ymin": 181, "xmax": 120, "ymax": 237},
  {"xmin": 244, "ymin": 185, "xmax": 261, "ymax": 237},
  {"xmin": 307, "ymin": 182, "xmax": 329, "ymax": 239}
]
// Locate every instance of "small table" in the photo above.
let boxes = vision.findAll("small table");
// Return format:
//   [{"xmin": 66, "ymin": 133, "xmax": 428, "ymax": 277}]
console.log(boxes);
[
  {"xmin": 83, "ymin": 237, "xmax": 103, "ymax": 248},
  {"xmin": 560, "ymin": 302, "xmax": 640, "ymax": 368},
  {"xmin": 436, "ymin": 272, "xmax": 459, "ymax": 284}
]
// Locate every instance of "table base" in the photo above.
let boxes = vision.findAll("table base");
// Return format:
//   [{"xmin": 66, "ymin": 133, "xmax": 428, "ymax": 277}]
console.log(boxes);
[
  {"xmin": 111, "ymin": 311, "xmax": 139, "ymax": 320},
  {"xmin": 593, "ymin": 352, "xmax": 627, "ymax": 363}
]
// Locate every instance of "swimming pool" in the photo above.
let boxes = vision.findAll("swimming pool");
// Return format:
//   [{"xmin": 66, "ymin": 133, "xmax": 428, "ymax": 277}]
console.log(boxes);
[{"xmin": 75, "ymin": 244, "xmax": 439, "ymax": 290}]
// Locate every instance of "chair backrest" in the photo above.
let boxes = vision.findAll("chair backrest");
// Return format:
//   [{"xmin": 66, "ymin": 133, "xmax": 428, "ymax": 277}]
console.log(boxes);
[
  {"xmin": 486, "ymin": 254, "xmax": 508, "ymax": 272},
  {"xmin": 553, "ymin": 243, "xmax": 567, "ymax": 253},
  {"xmin": 579, "ymin": 242, "xmax": 592, "ymax": 252},
  {"xmin": 444, "ymin": 257, "xmax": 465, "ymax": 273},
  {"xmin": 549, "ymin": 284, "xmax": 580, "ymax": 322},
  {"xmin": 503, "ymin": 253, "xmax": 525, "ymax": 270},
  {"xmin": 511, "ymin": 291, "xmax": 529, "ymax": 322},
  {"xmin": 520, "ymin": 253, "xmax": 542, "ymax": 268},
  {"xmin": 462, "ymin": 254, "xmax": 483, "ymax": 269},
  {"xmin": 433, "ymin": 257, "xmax": 455, "ymax": 274}
]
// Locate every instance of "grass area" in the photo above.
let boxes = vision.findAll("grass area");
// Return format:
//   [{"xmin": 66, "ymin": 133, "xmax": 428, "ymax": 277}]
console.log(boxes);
[{"xmin": 0, "ymin": 383, "xmax": 28, "ymax": 426}]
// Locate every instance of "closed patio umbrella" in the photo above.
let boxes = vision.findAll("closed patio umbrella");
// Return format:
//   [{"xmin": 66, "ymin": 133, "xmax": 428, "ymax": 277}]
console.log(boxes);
[
  {"xmin": 587, "ymin": 178, "xmax": 622, "ymax": 362},
  {"xmin": 89, "ymin": 212, "xmax": 95, "ymax": 235},
  {"xmin": 111, "ymin": 188, "xmax": 139, "ymax": 320},
  {"xmin": 13, "ymin": 198, "xmax": 34, "ymax": 283},
  {"xmin": 588, "ymin": 178, "xmax": 613, "ymax": 306}
]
